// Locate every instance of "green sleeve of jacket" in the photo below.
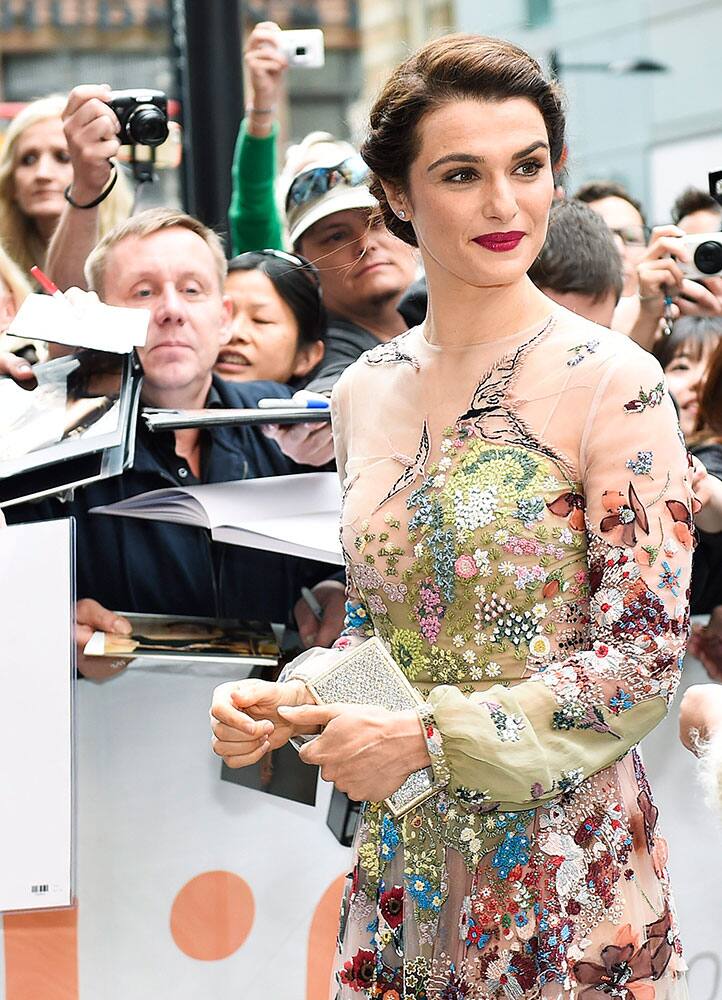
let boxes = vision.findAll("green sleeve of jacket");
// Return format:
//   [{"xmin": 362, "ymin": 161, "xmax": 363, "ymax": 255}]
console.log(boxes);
[{"xmin": 228, "ymin": 119, "xmax": 284, "ymax": 256}]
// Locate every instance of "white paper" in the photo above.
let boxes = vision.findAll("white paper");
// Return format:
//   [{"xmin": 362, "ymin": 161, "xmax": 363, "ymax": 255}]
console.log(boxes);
[
  {"xmin": 7, "ymin": 293, "xmax": 149, "ymax": 352},
  {"xmin": 91, "ymin": 472, "xmax": 344, "ymax": 564},
  {"xmin": 0, "ymin": 518, "xmax": 75, "ymax": 911}
]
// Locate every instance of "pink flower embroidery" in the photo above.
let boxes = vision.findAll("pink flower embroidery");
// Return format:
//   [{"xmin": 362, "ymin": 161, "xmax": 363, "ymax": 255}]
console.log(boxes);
[{"xmin": 454, "ymin": 555, "xmax": 478, "ymax": 579}]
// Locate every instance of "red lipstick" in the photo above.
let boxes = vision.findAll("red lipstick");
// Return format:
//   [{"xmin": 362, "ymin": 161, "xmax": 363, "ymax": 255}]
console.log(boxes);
[{"xmin": 473, "ymin": 231, "xmax": 525, "ymax": 252}]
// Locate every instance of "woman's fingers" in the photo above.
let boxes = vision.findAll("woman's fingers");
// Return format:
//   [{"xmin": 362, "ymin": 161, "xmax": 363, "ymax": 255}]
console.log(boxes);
[
  {"xmin": 211, "ymin": 719, "xmax": 273, "ymax": 743},
  {"xmin": 214, "ymin": 737, "xmax": 271, "ymax": 768}
]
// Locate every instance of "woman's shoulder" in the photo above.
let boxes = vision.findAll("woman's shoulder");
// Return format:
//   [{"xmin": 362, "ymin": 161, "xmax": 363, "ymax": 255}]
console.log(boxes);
[
  {"xmin": 332, "ymin": 327, "xmax": 422, "ymax": 397},
  {"xmin": 551, "ymin": 307, "xmax": 664, "ymax": 388}
]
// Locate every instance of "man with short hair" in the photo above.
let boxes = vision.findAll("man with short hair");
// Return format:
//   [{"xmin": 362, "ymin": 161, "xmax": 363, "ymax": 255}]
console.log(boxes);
[
  {"xmin": 282, "ymin": 140, "xmax": 419, "ymax": 392},
  {"xmin": 574, "ymin": 179, "xmax": 648, "ymax": 297},
  {"xmin": 528, "ymin": 199, "xmax": 623, "ymax": 327},
  {"xmin": 7, "ymin": 207, "xmax": 345, "ymax": 675},
  {"xmin": 671, "ymin": 186, "xmax": 722, "ymax": 235}
]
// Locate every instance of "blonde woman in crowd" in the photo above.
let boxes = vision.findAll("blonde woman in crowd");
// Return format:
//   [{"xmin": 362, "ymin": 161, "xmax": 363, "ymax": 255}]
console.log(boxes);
[{"xmin": 0, "ymin": 95, "xmax": 132, "ymax": 279}]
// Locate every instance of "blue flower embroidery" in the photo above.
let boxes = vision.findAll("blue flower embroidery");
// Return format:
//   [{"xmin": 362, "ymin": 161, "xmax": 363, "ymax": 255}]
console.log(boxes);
[
  {"xmin": 658, "ymin": 560, "xmax": 681, "ymax": 597},
  {"xmin": 491, "ymin": 829, "xmax": 530, "ymax": 879},
  {"xmin": 626, "ymin": 449, "xmax": 653, "ymax": 477},
  {"xmin": 405, "ymin": 873, "xmax": 442, "ymax": 912},
  {"xmin": 380, "ymin": 815, "xmax": 400, "ymax": 861}
]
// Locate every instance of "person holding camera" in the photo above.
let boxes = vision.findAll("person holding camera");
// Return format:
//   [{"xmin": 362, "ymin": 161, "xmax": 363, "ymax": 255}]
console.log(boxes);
[
  {"xmin": 229, "ymin": 20, "xmax": 288, "ymax": 256},
  {"xmin": 43, "ymin": 85, "xmax": 132, "ymax": 292},
  {"xmin": 626, "ymin": 224, "xmax": 722, "ymax": 350},
  {"xmin": 0, "ymin": 92, "xmax": 132, "ymax": 284}
]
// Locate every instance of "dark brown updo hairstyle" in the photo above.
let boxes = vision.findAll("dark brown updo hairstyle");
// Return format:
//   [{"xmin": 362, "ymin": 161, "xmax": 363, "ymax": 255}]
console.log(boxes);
[{"xmin": 361, "ymin": 33, "xmax": 566, "ymax": 247}]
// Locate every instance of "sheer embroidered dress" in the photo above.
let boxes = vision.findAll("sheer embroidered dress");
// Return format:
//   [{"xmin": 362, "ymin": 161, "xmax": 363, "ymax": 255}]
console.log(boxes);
[{"xmin": 290, "ymin": 309, "xmax": 693, "ymax": 1000}]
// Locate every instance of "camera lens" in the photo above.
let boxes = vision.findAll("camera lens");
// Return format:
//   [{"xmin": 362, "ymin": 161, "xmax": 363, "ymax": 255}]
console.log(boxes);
[
  {"xmin": 127, "ymin": 106, "xmax": 169, "ymax": 147},
  {"xmin": 694, "ymin": 239, "xmax": 722, "ymax": 276}
]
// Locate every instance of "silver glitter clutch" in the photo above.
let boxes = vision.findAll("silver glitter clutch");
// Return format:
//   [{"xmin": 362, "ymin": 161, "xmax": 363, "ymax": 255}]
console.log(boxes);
[{"xmin": 302, "ymin": 637, "xmax": 443, "ymax": 817}]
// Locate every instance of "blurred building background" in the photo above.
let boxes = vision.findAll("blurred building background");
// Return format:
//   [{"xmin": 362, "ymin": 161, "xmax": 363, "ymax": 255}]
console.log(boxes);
[
  {"xmin": 454, "ymin": 0, "xmax": 722, "ymax": 223},
  {"xmin": 1, "ymin": 0, "xmax": 721, "ymax": 224}
]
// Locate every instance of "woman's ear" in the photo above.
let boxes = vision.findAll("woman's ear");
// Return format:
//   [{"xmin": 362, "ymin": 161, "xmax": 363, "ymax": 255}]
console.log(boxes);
[
  {"xmin": 378, "ymin": 180, "xmax": 411, "ymax": 223},
  {"xmin": 292, "ymin": 339, "xmax": 325, "ymax": 379}
]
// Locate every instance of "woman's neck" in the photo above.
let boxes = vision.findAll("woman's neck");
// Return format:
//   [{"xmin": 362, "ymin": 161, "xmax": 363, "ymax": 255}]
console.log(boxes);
[{"xmin": 423, "ymin": 266, "xmax": 553, "ymax": 348}]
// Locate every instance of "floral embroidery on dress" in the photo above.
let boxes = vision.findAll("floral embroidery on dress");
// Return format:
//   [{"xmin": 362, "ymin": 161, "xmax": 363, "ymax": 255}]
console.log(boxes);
[
  {"xmin": 567, "ymin": 338, "xmax": 600, "ymax": 367},
  {"xmin": 623, "ymin": 381, "xmax": 665, "ymax": 413},
  {"xmin": 626, "ymin": 450, "xmax": 654, "ymax": 477},
  {"xmin": 322, "ymin": 324, "xmax": 691, "ymax": 1000},
  {"xmin": 600, "ymin": 483, "xmax": 650, "ymax": 547}
]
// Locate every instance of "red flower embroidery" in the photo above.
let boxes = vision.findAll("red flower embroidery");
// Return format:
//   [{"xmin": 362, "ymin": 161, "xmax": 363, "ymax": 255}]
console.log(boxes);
[
  {"xmin": 379, "ymin": 885, "xmax": 404, "ymax": 929},
  {"xmin": 339, "ymin": 948, "xmax": 376, "ymax": 990},
  {"xmin": 574, "ymin": 908, "xmax": 675, "ymax": 999},
  {"xmin": 600, "ymin": 484, "xmax": 650, "ymax": 547},
  {"xmin": 547, "ymin": 491, "xmax": 586, "ymax": 531}
]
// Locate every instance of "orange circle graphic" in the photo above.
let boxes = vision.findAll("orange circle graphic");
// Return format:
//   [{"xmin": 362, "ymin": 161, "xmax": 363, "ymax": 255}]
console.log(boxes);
[{"xmin": 170, "ymin": 870, "xmax": 255, "ymax": 961}]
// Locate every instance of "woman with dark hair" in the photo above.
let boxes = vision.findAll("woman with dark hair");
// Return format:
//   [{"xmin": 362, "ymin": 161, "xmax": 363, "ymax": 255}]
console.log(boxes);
[
  {"xmin": 212, "ymin": 34, "xmax": 692, "ymax": 998},
  {"xmin": 215, "ymin": 249, "xmax": 326, "ymax": 387}
]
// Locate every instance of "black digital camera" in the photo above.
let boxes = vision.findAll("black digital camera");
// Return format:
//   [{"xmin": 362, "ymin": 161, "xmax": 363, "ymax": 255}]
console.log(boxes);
[{"xmin": 106, "ymin": 89, "xmax": 169, "ymax": 147}]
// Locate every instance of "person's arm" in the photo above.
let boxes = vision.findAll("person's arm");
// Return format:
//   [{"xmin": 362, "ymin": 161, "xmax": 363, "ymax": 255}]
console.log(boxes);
[
  {"xmin": 690, "ymin": 453, "xmax": 722, "ymax": 534},
  {"xmin": 45, "ymin": 85, "xmax": 121, "ymax": 291},
  {"xmin": 413, "ymin": 349, "xmax": 694, "ymax": 808},
  {"xmin": 229, "ymin": 21, "xmax": 287, "ymax": 256}
]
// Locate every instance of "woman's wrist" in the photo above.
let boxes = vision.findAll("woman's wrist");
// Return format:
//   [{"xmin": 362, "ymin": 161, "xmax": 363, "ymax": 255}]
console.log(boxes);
[
  {"xmin": 397, "ymin": 708, "xmax": 433, "ymax": 774},
  {"xmin": 283, "ymin": 677, "xmax": 315, "ymax": 707}
]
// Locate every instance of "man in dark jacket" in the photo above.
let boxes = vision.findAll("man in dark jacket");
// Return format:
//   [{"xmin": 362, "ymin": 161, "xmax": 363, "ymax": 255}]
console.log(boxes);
[{"xmin": 6, "ymin": 208, "xmax": 345, "ymax": 675}]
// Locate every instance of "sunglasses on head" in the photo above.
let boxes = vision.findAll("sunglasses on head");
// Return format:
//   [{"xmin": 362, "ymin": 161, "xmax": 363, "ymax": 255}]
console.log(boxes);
[
  {"xmin": 285, "ymin": 154, "xmax": 370, "ymax": 212},
  {"xmin": 230, "ymin": 248, "xmax": 322, "ymax": 288}
]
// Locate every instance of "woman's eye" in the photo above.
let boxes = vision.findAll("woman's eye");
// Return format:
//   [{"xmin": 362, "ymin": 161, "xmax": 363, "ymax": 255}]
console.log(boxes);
[
  {"xmin": 56, "ymin": 151, "xmax": 71, "ymax": 164},
  {"xmin": 19, "ymin": 153, "xmax": 37, "ymax": 167},
  {"xmin": 514, "ymin": 160, "xmax": 543, "ymax": 177},
  {"xmin": 668, "ymin": 362, "xmax": 690, "ymax": 373},
  {"xmin": 135, "ymin": 288, "xmax": 153, "ymax": 298},
  {"xmin": 444, "ymin": 168, "xmax": 477, "ymax": 184}
]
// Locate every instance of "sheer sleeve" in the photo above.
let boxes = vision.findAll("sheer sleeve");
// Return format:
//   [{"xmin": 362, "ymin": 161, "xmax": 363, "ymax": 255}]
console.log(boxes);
[{"xmin": 423, "ymin": 349, "xmax": 694, "ymax": 808}]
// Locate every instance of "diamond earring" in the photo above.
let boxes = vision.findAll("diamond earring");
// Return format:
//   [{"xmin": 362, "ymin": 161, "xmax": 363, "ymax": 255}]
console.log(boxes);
[{"xmin": 398, "ymin": 210, "xmax": 406, "ymax": 219}]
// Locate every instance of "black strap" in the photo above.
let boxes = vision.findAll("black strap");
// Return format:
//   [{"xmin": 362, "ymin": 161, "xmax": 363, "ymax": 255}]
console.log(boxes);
[{"xmin": 64, "ymin": 163, "xmax": 118, "ymax": 210}]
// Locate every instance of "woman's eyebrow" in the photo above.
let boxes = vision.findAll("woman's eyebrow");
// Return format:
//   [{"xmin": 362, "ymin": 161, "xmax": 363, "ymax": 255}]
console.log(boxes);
[
  {"xmin": 511, "ymin": 140, "xmax": 549, "ymax": 160},
  {"xmin": 427, "ymin": 152, "xmax": 482, "ymax": 172},
  {"xmin": 427, "ymin": 140, "xmax": 550, "ymax": 173}
]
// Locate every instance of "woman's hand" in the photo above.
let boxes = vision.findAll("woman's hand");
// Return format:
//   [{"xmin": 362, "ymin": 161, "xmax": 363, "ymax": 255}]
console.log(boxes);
[
  {"xmin": 210, "ymin": 677, "xmax": 313, "ymax": 767},
  {"xmin": 278, "ymin": 703, "xmax": 431, "ymax": 802}
]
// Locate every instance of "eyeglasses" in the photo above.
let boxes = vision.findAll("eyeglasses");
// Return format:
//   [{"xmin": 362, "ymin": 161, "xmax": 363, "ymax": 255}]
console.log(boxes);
[
  {"xmin": 610, "ymin": 225, "xmax": 651, "ymax": 248},
  {"xmin": 229, "ymin": 248, "xmax": 321, "ymax": 288},
  {"xmin": 285, "ymin": 154, "xmax": 370, "ymax": 211}
]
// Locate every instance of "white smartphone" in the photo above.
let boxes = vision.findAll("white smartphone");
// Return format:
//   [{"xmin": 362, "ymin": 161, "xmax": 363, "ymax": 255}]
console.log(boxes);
[{"xmin": 279, "ymin": 28, "xmax": 325, "ymax": 69}]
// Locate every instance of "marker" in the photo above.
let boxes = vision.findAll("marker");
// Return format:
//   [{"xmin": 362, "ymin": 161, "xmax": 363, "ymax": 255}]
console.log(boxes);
[
  {"xmin": 30, "ymin": 265, "xmax": 67, "ymax": 303},
  {"xmin": 258, "ymin": 397, "xmax": 330, "ymax": 410},
  {"xmin": 301, "ymin": 586, "xmax": 324, "ymax": 622}
]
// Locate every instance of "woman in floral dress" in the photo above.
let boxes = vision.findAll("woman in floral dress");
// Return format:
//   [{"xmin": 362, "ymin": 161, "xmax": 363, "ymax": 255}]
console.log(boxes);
[{"xmin": 211, "ymin": 34, "xmax": 692, "ymax": 1000}]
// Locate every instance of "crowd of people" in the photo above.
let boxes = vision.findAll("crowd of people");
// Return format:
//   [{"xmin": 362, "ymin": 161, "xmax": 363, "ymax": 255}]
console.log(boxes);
[{"xmin": 1, "ymin": 21, "xmax": 721, "ymax": 999}]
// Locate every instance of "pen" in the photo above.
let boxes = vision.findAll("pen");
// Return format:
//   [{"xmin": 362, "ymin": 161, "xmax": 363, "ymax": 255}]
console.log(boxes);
[
  {"xmin": 257, "ymin": 397, "xmax": 330, "ymax": 410},
  {"xmin": 30, "ymin": 265, "xmax": 67, "ymax": 303},
  {"xmin": 301, "ymin": 586, "xmax": 324, "ymax": 622}
]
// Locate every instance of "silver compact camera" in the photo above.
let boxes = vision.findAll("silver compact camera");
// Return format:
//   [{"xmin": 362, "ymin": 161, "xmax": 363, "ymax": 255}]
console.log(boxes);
[{"xmin": 680, "ymin": 232, "xmax": 722, "ymax": 280}]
